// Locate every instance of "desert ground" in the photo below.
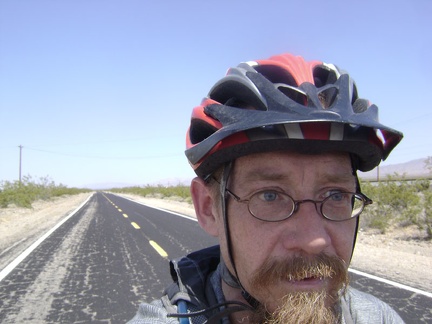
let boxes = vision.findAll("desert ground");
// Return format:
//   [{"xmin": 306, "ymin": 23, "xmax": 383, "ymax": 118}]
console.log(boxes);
[{"xmin": 0, "ymin": 192, "xmax": 431, "ymax": 293}]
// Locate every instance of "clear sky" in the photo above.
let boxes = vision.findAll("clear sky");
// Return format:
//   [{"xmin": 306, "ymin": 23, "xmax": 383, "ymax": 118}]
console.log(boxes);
[{"xmin": 0, "ymin": 0, "xmax": 431, "ymax": 188}]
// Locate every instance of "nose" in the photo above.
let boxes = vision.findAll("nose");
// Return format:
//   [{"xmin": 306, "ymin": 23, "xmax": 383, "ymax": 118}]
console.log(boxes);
[{"xmin": 281, "ymin": 201, "xmax": 332, "ymax": 255}]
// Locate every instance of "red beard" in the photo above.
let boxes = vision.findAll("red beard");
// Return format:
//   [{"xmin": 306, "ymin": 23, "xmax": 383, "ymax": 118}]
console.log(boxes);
[{"xmin": 248, "ymin": 253, "xmax": 349, "ymax": 324}]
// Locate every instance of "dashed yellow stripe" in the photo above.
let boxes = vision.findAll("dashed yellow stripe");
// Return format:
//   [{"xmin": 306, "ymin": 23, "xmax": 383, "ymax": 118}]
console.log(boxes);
[
  {"xmin": 103, "ymin": 196, "xmax": 168, "ymax": 259},
  {"xmin": 131, "ymin": 222, "xmax": 140, "ymax": 229},
  {"xmin": 149, "ymin": 240, "xmax": 168, "ymax": 258}
]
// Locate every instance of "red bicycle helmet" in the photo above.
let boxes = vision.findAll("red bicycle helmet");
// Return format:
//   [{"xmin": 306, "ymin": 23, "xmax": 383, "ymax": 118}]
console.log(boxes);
[{"xmin": 186, "ymin": 53, "xmax": 403, "ymax": 179}]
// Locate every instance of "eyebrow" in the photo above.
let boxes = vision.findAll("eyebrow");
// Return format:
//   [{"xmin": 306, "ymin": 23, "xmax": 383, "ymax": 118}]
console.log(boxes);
[
  {"xmin": 242, "ymin": 169, "xmax": 289, "ymax": 182},
  {"xmin": 317, "ymin": 172, "xmax": 356, "ymax": 185}
]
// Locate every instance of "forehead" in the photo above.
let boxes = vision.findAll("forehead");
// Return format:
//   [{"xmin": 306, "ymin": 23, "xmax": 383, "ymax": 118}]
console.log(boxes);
[{"xmin": 232, "ymin": 151, "xmax": 354, "ymax": 183}]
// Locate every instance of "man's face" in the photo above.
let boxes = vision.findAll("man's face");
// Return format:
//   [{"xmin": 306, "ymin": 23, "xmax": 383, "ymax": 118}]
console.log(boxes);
[{"xmin": 220, "ymin": 151, "xmax": 357, "ymax": 315}]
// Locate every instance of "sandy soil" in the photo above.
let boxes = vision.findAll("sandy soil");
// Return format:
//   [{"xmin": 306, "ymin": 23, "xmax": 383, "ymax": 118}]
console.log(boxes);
[
  {"xmin": 0, "ymin": 193, "xmax": 431, "ymax": 293},
  {"xmin": 0, "ymin": 193, "xmax": 93, "ymax": 272}
]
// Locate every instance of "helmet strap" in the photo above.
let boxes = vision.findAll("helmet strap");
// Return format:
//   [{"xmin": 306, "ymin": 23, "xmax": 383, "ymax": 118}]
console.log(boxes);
[
  {"xmin": 350, "ymin": 154, "xmax": 361, "ymax": 260},
  {"xmin": 219, "ymin": 257, "xmax": 241, "ymax": 289}
]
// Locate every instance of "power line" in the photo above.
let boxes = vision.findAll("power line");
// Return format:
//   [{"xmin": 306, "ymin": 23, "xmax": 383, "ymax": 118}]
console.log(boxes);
[
  {"xmin": 392, "ymin": 112, "xmax": 432, "ymax": 126},
  {"xmin": 20, "ymin": 135, "xmax": 184, "ymax": 149}
]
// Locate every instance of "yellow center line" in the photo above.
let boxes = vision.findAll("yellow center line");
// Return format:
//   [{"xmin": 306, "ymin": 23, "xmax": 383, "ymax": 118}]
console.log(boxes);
[
  {"xmin": 106, "ymin": 196, "xmax": 168, "ymax": 259},
  {"xmin": 149, "ymin": 240, "xmax": 168, "ymax": 258},
  {"xmin": 131, "ymin": 222, "xmax": 140, "ymax": 229}
]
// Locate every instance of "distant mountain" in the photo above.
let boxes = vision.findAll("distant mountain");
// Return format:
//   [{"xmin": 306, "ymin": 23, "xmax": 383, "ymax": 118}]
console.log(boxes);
[{"xmin": 359, "ymin": 157, "xmax": 431, "ymax": 180}]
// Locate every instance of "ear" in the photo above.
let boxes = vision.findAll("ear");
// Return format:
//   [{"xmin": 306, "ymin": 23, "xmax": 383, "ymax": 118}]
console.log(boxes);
[{"xmin": 190, "ymin": 177, "xmax": 220, "ymax": 237}]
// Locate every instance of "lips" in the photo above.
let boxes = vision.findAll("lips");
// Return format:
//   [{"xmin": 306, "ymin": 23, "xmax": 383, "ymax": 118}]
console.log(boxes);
[
  {"xmin": 287, "ymin": 272, "xmax": 328, "ymax": 282},
  {"xmin": 285, "ymin": 273, "xmax": 328, "ymax": 289},
  {"xmin": 300, "ymin": 276, "xmax": 324, "ymax": 282}
]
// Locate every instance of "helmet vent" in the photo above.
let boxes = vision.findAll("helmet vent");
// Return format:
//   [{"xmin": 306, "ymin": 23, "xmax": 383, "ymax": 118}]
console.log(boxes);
[
  {"xmin": 318, "ymin": 87, "xmax": 338, "ymax": 109},
  {"xmin": 313, "ymin": 66, "xmax": 338, "ymax": 88},
  {"xmin": 189, "ymin": 119, "xmax": 217, "ymax": 145},
  {"xmin": 210, "ymin": 80, "xmax": 267, "ymax": 111},
  {"xmin": 254, "ymin": 65, "xmax": 298, "ymax": 87},
  {"xmin": 277, "ymin": 85, "xmax": 308, "ymax": 105}
]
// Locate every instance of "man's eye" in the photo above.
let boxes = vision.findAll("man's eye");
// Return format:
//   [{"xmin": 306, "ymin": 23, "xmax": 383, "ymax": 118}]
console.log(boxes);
[
  {"xmin": 323, "ymin": 190, "xmax": 343, "ymax": 199},
  {"xmin": 330, "ymin": 192, "xmax": 344, "ymax": 201},
  {"xmin": 326, "ymin": 191, "xmax": 352, "ymax": 203},
  {"xmin": 257, "ymin": 191, "xmax": 279, "ymax": 202}
]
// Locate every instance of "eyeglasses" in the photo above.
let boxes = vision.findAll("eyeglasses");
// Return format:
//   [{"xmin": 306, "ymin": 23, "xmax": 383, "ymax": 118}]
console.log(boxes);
[{"xmin": 225, "ymin": 188, "xmax": 372, "ymax": 222}]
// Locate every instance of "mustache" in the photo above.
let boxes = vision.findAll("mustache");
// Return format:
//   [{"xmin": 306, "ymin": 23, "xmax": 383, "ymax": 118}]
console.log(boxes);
[{"xmin": 251, "ymin": 253, "xmax": 349, "ymax": 289}]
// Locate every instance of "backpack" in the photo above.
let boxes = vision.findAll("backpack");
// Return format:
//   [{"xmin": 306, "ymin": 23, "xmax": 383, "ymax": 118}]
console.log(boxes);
[{"xmin": 161, "ymin": 245, "xmax": 221, "ymax": 323}]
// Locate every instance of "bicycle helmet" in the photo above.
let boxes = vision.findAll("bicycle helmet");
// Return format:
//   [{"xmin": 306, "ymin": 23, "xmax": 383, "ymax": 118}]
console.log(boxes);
[{"xmin": 186, "ymin": 53, "xmax": 403, "ymax": 180}]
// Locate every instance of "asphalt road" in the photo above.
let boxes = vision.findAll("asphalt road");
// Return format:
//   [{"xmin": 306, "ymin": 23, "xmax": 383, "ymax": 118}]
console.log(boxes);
[{"xmin": 0, "ymin": 192, "xmax": 430, "ymax": 323}]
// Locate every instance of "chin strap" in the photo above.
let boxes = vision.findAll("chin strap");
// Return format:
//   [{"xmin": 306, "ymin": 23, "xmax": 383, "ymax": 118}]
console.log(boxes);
[
  {"xmin": 219, "ymin": 256, "xmax": 241, "ymax": 289},
  {"xmin": 219, "ymin": 257, "xmax": 261, "ymax": 309},
  {"xmin": 350, "ymin": 155, "xmax": 361, "ymax": 261}
]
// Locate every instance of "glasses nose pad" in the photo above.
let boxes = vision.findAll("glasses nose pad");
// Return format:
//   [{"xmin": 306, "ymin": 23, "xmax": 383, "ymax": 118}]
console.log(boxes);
[{"xmin": 293, "ymin": 199, "xmax": 321, "ymax": 216}]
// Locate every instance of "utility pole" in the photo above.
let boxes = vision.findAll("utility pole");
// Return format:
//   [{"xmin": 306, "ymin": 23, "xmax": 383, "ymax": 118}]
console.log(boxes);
[{"xmin": 18, "ymin": 145, "xmax": 23, "ymax": 184}]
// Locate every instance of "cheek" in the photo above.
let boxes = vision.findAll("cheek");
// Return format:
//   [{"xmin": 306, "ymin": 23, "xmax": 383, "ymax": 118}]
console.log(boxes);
[
  {"xmin": 227, "ymin": 211, "xmax": 276, "ymax": 276},
  {"xmin": 332, "ymin": 220, "xmax": 357, "ymax": 263},
  {"xmin": 229, "ymin": 208, "xmax": 265, "ymax": 250}
]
